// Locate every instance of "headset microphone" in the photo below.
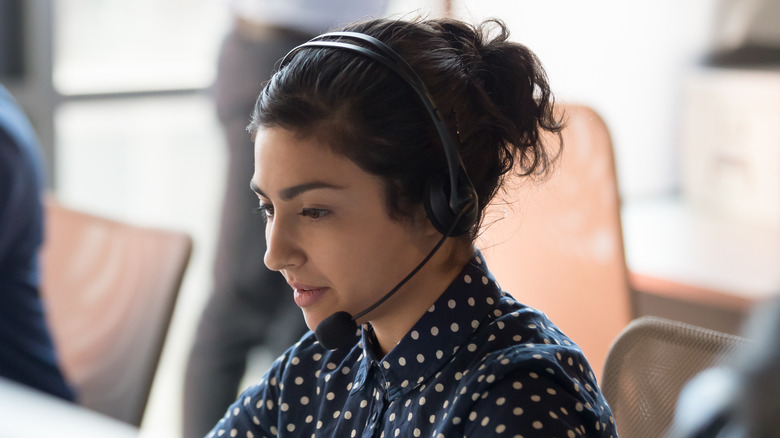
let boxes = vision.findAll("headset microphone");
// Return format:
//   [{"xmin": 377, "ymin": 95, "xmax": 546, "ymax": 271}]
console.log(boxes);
[{"xmin": 280, "ymin": 31, "xmax": 479, "ymax": 350}]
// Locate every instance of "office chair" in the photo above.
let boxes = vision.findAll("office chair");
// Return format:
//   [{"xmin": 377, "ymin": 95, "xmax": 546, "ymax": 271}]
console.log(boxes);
[
  {"xmin": 601, "ymin": 316, "xmax": 750, "ymax": 438},
  {"xmin": 477, "ymin": 104, "xmax": 631, "ymax": 378},
  {"xmin": 40, "ymin": 198, "xmax": 192, "ymax": 425}
]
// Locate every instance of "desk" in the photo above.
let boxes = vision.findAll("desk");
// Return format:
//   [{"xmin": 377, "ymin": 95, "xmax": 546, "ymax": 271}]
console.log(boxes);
[
  {"xmin": 621, "ymin": 196, "xmax": 780, "ymax": 333},
  {"xmin": 0, "ymin": 377, "xmax": 140, "ymax": 438}
]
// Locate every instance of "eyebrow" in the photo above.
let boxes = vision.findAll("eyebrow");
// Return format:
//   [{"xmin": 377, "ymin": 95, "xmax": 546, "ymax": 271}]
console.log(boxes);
[{"xmin": 250, "ymin": 180, "xmax": 345, "ymax": 201}]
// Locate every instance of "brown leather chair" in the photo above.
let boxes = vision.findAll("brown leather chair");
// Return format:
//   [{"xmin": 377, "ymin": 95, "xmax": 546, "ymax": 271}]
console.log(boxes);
[
  {"xmin": 477, "ymin": 104, "xmax": 632, "ymax": 378},
  {"xmin": 40, "ymin": 198, "xmax": 192, "ymax": 425}
]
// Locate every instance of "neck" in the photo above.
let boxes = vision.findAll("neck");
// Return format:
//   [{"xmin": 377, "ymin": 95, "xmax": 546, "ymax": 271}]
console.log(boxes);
[{"xmin": 368, "ymin": 243, "xmax": 474, "ymax": 356}]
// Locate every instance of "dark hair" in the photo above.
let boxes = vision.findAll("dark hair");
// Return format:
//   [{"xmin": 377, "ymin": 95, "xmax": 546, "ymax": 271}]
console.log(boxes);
[{"xmin": 249, "ymin": 17, "xmax": 563, "ymax": 239}]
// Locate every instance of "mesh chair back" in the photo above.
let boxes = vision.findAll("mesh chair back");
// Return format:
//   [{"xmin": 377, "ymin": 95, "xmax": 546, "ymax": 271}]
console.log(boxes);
[{"xmin": 601, "ymin": 316, "xmax": 750, "ymax": 438}]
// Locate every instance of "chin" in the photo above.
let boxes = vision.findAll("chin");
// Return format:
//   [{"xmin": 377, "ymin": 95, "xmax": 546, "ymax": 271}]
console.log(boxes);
[{"xmin": 303, "ymin": 312, "xmax": 322, "ymax": 333}]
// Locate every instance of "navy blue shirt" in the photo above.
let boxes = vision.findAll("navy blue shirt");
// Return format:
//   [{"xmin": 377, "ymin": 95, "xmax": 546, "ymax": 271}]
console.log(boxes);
[
  {"xmin": 0, "ymin": 84, "xmax": 74, "ymax": 401},
  {"xmin": 208, "ymin": 251, "xmax": 617, "ymax": 437}
]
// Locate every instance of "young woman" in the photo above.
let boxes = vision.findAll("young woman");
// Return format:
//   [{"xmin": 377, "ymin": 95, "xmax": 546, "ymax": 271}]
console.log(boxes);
[{"xmin": 207, "ymin": 17, "xmax": 617, "ymax": 438}]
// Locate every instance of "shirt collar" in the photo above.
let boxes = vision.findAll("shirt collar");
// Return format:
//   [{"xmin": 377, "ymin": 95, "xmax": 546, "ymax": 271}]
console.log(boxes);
[{"xmin": 351, "ymin": 249, "xmax": 503, "ymax": 400}]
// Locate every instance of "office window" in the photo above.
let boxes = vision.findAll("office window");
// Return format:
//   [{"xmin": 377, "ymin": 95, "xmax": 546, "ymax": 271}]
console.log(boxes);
[
  {"xmin": 54, "ymin": 0, "xmax": 227, "ymax": 95},
  {"xmin": 54, "ymin": 95, "xmax": 225, "ymax": 228}
]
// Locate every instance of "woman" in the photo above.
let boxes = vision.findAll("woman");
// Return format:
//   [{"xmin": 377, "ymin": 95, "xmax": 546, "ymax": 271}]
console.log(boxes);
[{"xmin": 207, "ymin": 17, "xmax": 617, "ymax": 437}]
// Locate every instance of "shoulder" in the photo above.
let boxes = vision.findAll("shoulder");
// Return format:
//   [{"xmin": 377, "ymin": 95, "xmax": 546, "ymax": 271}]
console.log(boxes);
[
  {"xmin": 466, "ymin": 302, "xmax": 592, "ymax": 381},
  {"xmin": 0, "ymin": 87, "xmax": 44, "ymax": 211},
  {"xmin": 0, "ymin": 86, "xmax": 42, "ymax": 165},
  {"xmin": 454, "ymin": 350, "xmax": 616, "ymax": 436},
  {"xmin": 474, "ymin": 296, "xmax": 599, "ymax": 385},
  {"xmin": 452, "ymin": 299, "xmax": 616, "ymax": 435},
  {"xmin": 0, "ymin": 124, "xmax": 43, "ymax": 263},
  {"xmin": 481, "ymin": 295, "xmax": 584, "ymax": 355}
]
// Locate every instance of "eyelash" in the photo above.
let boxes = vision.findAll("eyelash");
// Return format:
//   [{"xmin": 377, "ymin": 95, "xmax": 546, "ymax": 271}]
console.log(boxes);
[
  {"xmin": 300, "ymin": 208, "xmax": 329, "ymax": 220},
  {"xmin": 253, "ymin": 204, "xmax": 330, "ymax": 221},
  {"xmin": 254, "ymin": 203, "xmax": 274, "ymax": 220}
]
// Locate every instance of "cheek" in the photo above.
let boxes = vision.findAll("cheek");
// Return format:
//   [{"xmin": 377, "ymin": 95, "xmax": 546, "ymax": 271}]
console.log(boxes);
[
  {"xmin": 330, "ymin": 224, "xmax": 417, "ymax": 286},
  {"xmin": 332, "ymin": 224, "xmax": 393, "ymax": 264},
  {"xmin": 309, "ymin": 228, "xmax": 386, "ymax": 286}
]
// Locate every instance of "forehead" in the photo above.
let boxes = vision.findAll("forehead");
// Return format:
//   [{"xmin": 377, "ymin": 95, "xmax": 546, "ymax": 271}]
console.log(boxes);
[
  {"xmin": 252, "ymin": 127, "xmax": 380, "ymax": 196},
  {"xmin": 254, "ymin": 127, "xmax": 343, "ymax": 169}
]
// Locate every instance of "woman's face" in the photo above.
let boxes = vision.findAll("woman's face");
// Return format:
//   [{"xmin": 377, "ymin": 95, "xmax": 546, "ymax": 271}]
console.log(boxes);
[{"xmin": 251, "ymin": 127, "xmax": 435, "ymax": 332}]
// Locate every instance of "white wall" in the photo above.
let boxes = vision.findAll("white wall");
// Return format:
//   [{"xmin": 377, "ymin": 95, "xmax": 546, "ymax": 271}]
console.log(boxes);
[{"xmin": 402, "ymin": 0, "xmax": 720, "ymax": 198}]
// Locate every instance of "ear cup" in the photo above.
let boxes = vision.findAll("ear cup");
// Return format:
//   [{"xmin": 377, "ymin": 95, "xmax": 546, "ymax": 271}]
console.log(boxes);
[{"xmin": 424, "ymin": 172, "xmax": 478, "ymax": 237}]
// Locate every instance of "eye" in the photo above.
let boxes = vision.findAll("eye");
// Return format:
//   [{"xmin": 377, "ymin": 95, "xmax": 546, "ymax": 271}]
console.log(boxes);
[
  {"xmin": 254, "ymin": 202, "xmax": 274, "ymax": 221},
  {"xmin": 299, "ymin": 208, "xmax": 329, "ymax": 220}
]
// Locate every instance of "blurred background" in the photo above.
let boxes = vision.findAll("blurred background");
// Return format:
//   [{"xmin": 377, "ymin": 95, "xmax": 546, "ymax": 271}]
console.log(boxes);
[{"xmin": 2, "ymin": 0, "xmax": 779, "ymax": 436}]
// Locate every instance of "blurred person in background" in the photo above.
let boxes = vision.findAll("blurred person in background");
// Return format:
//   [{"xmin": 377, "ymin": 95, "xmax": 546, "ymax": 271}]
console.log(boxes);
[
  {"xmin": 183, "ymin": 2, "xmax": 386, "ymax": 437},
  {"xmin": 0, "ymin": 83, "xmax": 74, "ymax": 401}
]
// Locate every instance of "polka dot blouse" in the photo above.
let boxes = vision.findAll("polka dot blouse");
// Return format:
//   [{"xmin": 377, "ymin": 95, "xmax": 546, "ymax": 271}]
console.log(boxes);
[{"xmin": 207, "ymin": 251, "xmax": 618, "ymax": 437}]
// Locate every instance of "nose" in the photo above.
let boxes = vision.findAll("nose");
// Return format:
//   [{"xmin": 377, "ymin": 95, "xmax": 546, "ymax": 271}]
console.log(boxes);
[{"xmin": 264, "ymin": 216, "xmax": 305, "ymax": 271}]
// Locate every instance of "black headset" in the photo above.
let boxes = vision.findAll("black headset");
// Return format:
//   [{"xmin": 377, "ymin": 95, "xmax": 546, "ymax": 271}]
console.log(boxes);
[{"xmin": 279, "ymin": 31, "xmax": 478, "ymax": 237}]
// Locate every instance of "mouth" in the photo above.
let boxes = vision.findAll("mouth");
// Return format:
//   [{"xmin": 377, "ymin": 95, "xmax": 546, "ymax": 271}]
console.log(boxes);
[{"xmin": 291, "ymin": 284, "xmax": 328, "ymax": 308}]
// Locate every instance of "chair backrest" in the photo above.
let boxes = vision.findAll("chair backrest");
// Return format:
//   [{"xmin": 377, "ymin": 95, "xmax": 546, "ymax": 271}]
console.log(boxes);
[
  {"xmin": 477, "ymin": 104, "xmax": 631, "ymax": 378},
  {"xmin": 601, "ymin": 316, "xmax": 750, "ymax": 438},
  {"xmin": 40, "ymin": 198, "xmax": 192, "ymax": 425}
]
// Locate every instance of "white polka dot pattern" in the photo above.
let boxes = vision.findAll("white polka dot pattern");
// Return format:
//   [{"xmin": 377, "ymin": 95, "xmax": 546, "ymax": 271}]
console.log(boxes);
[{"xmin": 206, "ymin": 250, "xmax": 617, "ymax": 437}]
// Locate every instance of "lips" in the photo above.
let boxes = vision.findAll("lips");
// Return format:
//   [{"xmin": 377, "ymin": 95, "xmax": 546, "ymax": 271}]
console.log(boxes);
[{"xmin": 290, "ymin": 283, "xmax": 328, "ymax": 308}]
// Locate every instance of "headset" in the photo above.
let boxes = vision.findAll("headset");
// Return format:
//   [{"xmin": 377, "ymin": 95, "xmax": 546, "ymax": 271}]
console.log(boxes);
[{"xmin": 278, "ymin": 31, "xmax": 479, "ymax": 350}]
